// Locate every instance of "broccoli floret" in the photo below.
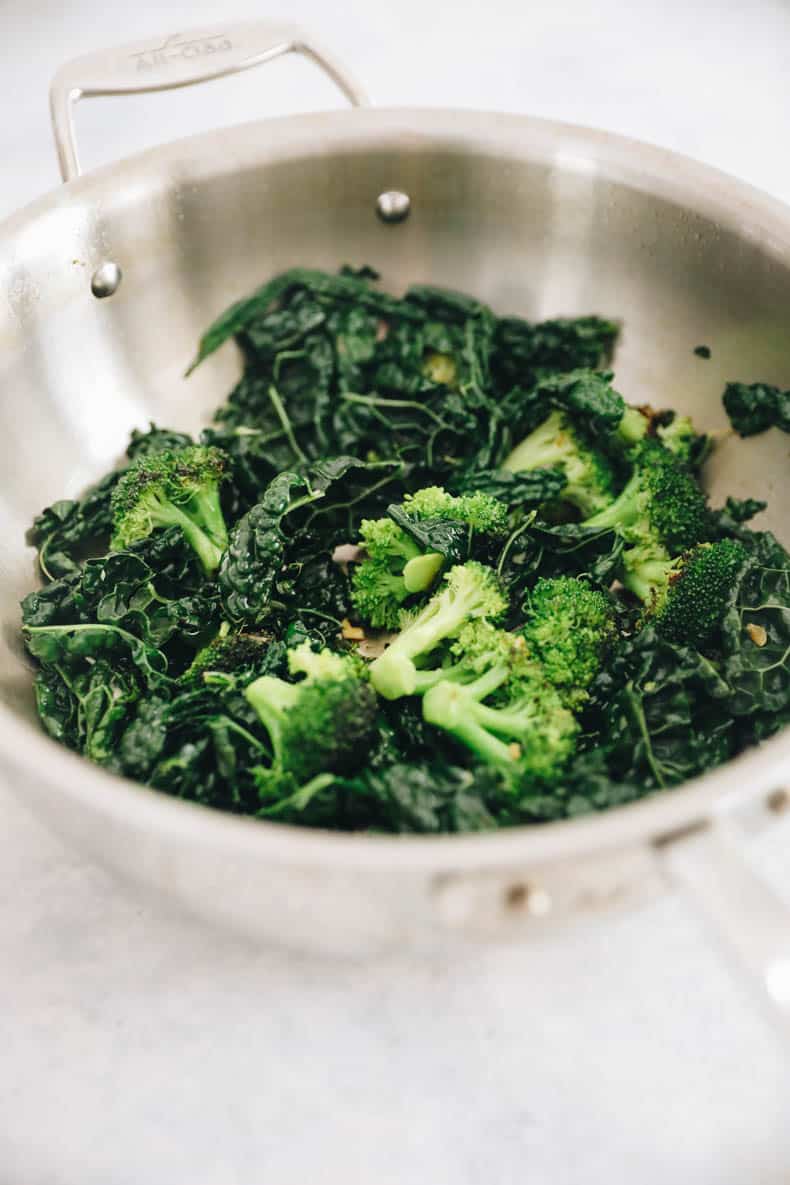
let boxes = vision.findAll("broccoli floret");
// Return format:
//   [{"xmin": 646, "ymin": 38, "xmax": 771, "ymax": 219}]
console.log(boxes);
[
  {"xmin": 582, "ymin": 439, "xmax": 709, "ymax": 553},
  {"xmin": 619, "ymin": 405, "xmax": 650, "ymax": 445},
  {"xmin": 181, "ymin": 626, "xmax": 273, "ymax": 686},
  {"xmin": 502, "ymin": 410, "xmax": 618, "ymax": 516},
  {"xmin": 370, "ymin": 562, "xmax": 507, "ymax": 700},
  {"xmin": 402, "ymin": 486, "xmax": 509, "ymax": 533},
  {"xmin": 627, "ymin": 539, "xmax": 749, "ymax": 647},
  {"xmin": 111, "ymin": 445, "xmax": 229, "ymax": 575},
  {"xmin": 655, "ymin": 412, "xmax": 710, "ymax": 471},
  {"xmin": 351, "ymin": 487, "xmax": 508, "ymax": 630},
  {"xmin": 521, "ymin": 577, "xmax": 616, "ymax": 707},
  {"xmin": 245, "ymin": 641, "xmax": 377, "ymax": 790},
  {"xmin": 351, "ymin": 518, "xmax": 443, "ymax": 630},
  {"xmin": 421, "ymin": 621, "xmax": 578, "ymax": 783}
]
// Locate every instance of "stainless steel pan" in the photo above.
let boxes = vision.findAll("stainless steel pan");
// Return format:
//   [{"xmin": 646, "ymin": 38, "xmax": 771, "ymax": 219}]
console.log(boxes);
[{"xmin": 3, "ymin": 21, "xmax": 790, "ymax": 1005}]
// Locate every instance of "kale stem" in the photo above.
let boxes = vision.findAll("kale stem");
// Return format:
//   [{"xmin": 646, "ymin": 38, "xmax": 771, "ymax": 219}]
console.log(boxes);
[
  {"xmin": 38, "ymin": 540, "xmax": 57, "ymax": 583},
  {"xmin": 267, "ymin": 384, "xmax": 307, "ymax": 465},
  {"xmin": 341, "ymin": 392, "xmax": 447, "ymax": 427},
  {"xmin": 296, "ymin": 608, "xmax": 344, "ymax": 628},
  {"xmin": 496, "ymin": 514, "xmax": 537, "ymax": 580},
  {"xmin": 212, "ymin": 717, "xmax": 268, "ymax": 753},
  {"xmin": 273, "ymin": 349, "xmax": 307, "ymax": 382},
  {"xmin": 624, "ymin": 682, "xmax": 666, "ymax": 787}
]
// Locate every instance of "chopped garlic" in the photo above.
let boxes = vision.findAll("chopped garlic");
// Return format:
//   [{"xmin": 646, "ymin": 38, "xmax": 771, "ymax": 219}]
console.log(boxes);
[{"xmin": 746, "ymin": 623, "xmax": 768, "ymax": 647}]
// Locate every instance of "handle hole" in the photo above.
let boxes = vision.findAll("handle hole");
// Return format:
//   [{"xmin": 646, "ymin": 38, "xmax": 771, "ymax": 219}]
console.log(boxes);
[{"xmin": 72, "ymin": 55, "xmax": 346, "ymax": 176}]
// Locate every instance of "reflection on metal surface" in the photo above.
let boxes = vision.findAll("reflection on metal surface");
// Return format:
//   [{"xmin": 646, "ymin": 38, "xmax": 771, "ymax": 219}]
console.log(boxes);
[{"xmin": 765, "ymin": 959, "xmax": 790, "ymax": 1008}]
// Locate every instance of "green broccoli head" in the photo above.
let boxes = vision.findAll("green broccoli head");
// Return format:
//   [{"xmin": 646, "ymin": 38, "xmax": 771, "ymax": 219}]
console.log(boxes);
[
  {"xmin": 618, "ymin": 405, "xmax": 649, "ymax": 446},
  {"xmin": 370, "ymin": 562, "xmax": 507, "ymax": 700},
  {"xmin": 350, "ymin": 486, "xmax": 509, "ymax": 630},
  {"xmin": 421, "ymin": 621, "xmax": 578, "ymax": 784},
  {"xmin": 656, "ymin": 413, "xmax": 708, "ymax": 468},
  {"xmin": 401, "ymin": 486, "xmax": 509, "ymax": 533},
  {"xmin": 521, "ymin": 576, "xmax": 617, "ymax": 707},
  {"xmin": 350, "ymin": 517, "xmax": 441, "ymax": 630},
  {"xmin": 632, "ymin": 538, "xmax": 750, "ymax": 648},
  {"xmin": 583, "ymin": 439, "xmax": 709, "ymax": 552},
  {"xmin": 111, "ymin": 444, "xmax": 229, "ymax": 575},
  {"xmin": 502, "ymin": 409, "xmax": 618, "ymax": 516},
  {"xmin": 245, "ymin": 641, "xmax": 377, "ymax": 786},
  {"xmin": 181, "ymin": 627, "xmax": 273, "ymax": 685}
]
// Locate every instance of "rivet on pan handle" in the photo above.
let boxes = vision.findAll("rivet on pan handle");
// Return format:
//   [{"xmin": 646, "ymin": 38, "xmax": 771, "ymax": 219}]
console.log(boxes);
[{"xmin": 49, "ymin": 21, "xmax": 369, "ymax": 182}]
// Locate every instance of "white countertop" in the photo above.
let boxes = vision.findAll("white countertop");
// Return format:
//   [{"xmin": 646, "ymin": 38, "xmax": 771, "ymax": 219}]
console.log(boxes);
[{"xmin": 3, "ymin": 2, "xmax": 790, "ymax": 1182}]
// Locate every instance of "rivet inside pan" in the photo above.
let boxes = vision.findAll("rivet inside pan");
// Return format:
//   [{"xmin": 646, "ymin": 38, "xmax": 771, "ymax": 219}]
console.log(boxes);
[
  {"xmin": 376, "ymin": 191, "xmax": 411, "ymax": 224},
  {"xmin": 90, "ymin": 261, "xmax": 122, "ymax": 298}
]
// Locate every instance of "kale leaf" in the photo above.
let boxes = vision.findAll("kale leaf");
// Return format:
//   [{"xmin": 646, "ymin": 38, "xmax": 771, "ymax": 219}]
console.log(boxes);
[{"xmin": 723, "ymin": 381, "xmax": 790, "ymax": 437}]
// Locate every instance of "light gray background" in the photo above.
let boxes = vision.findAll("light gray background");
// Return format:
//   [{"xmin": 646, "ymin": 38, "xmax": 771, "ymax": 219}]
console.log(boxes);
[{"xmin": 2, "ymin": 1, "xmax": 790, "ymax": 1183}]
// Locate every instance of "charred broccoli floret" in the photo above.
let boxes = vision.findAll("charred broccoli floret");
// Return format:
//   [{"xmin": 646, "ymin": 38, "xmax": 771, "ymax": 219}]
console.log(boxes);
[
  {"xmin": 181, "ymin": 626, "xmax": 273, "ymax": 686},
  {"xmin": 521, "ymin": 576, "xmax": 617, "ymax": 707},
  {"xmin": 370, "ymin": 562, "xmax": 507, "ymax": 700},
  {"xmin": 629, "ymin": 539, "xmax": 749, "ymax": 647},
  {"xmin": 111, "ymin": 445, "xmax": 229, "ymax": 575},
  {"xmin": 245, "ymin": 642, "xmax": 377, "ymax": 797},
  {"xmin": 351, "ymin": 486, "xmax": 508, "ymax": 629},
  {"xmin": 421, "ymin": 621, "xmax": 578, "ymax": 783}
]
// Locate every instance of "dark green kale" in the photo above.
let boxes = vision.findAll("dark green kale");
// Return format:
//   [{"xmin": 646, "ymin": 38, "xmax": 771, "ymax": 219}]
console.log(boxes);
[
  {"xmin": 28, "ymin": 470, "xmax": 121, "ymax": 581},
  {"xmin": 585, "ymin": 627, "xmax": 735, "ymax": 790},
  {"xmin": 126, "ymin": 423, "xmax": 194, "ymax": 459},
  {"xmin": 723, "ymin": 381, "xmax": 790, "ymax": 437},
  {"xmin": 491, "ymin": 315, "xmax": 619, "ymax": 396},
  {"xmin": 720, "ymin": 558, "xmax": 790, "ymax": 718}
]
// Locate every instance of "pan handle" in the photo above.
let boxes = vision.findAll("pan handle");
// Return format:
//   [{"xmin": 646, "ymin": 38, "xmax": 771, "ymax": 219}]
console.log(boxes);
[
  {"xmin": 49, "ymin": 21, "xmax": 369, "ymax": 182},
  {"xmin": 657, "ymin": 807, "xmax": 790, "ymax": 1036}
]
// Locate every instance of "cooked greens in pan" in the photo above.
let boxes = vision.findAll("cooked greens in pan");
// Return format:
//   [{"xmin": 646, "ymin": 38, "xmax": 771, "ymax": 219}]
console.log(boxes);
[{"xmin": 21, "ymin": 266, "xmax": 790, "ymax": 832}]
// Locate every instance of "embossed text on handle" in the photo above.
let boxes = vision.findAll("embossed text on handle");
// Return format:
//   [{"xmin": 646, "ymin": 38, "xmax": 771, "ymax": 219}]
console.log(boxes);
[{"xmin": 129, "ymin": 32, "xmax": 234, "ymax": 73}]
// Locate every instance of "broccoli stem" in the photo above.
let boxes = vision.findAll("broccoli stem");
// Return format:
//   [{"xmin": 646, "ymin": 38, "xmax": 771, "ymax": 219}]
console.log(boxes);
[
  {"xmin": 621, "ymin": 544, "xmax": 672, "ymax": 602},
  {"xmin": 503, "ymin": 410, "xmax": 614, "ymax": 516},
  {"xmin": 258, "ymin": 772, "xmax": 336, "ymax": 817},
  {"xmin": 422, "ymin": 680, "xmax": 518, "ymax": 771},
  {"xmin": 244, "ymin": 676, "xmax": 300, "ymax": 764},
  {"xmin": 503, "ymin": 410, "xmax": 571, "ymax": 474},
  {"xmin": 411, "ymin": 657, "xmax": 509, "ymax": 697},
  {"xmin": 618, "ymin": 406, "xmax": 648, "ymax": 445},
  {"xmin": 148, "ymin": 500, "xmax": 224, "ymax": 575},
  {"xmin": 188, "ymin": 488, "xmax": 229, "ymax": 550},
  {"xmin": 403, "ymin": 552, "xmax": 444, "ymax": 593},
  {"xmin": 582, "ymin": 470, "xmax": 641, "ymax": 533},
  {"xmin": 373, "ymin": 599, "xmax": 477, "ymax": 699}
]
